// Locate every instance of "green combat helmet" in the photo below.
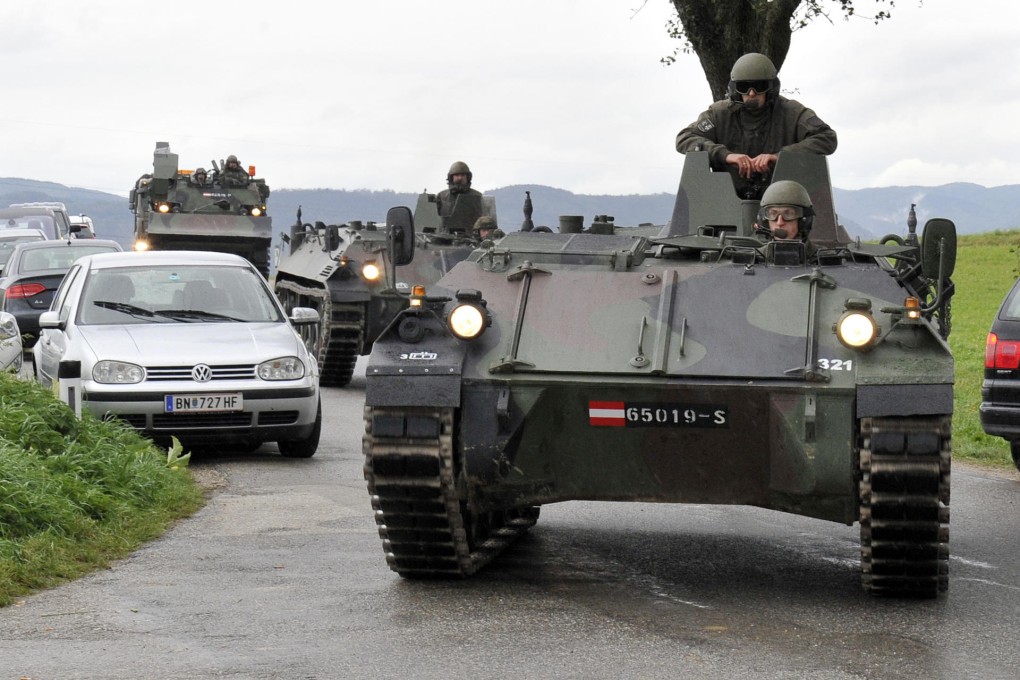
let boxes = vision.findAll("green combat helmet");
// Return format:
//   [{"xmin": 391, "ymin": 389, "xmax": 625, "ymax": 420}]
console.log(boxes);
[
  {"xmin": 728, "ymin": 52, "xmax": 780, "ymax": 102},
  {"xmin": 447, "ymin": 161, "xmax": 473, "ymax": 190},
  {"xmin": 759, "ymin": 180, "xmax": 815, "ymax": 237}
]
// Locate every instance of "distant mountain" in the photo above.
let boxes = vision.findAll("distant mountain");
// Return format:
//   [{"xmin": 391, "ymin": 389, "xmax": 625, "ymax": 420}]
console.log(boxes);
[{"xmin": 2, "ymin": 177, "xmax": 1018, "ymax": 247}]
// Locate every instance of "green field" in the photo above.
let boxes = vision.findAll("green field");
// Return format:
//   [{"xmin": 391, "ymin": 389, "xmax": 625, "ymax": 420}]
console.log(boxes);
[{"xmin": 948, "ymin": 230, "xmax": 1020, "ymax": 467}]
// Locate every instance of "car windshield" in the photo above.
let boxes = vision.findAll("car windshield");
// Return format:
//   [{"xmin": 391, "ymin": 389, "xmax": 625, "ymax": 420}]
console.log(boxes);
[
  {"xmin": 18, "ymin": 245, "xmax": 119, "ymax": 273},
  {"xmin": 1, "ymin": 217, "xmax": 56, "ymax": 239},
  {"xmin": 78, "ymin": 264, "xmax": 284, "ymax": 326}
]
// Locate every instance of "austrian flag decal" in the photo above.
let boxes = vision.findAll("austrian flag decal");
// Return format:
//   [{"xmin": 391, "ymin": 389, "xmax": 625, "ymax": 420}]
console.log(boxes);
[{"xmin": 588, "ymin": 401, "xmax": 626, "ymax": 427}]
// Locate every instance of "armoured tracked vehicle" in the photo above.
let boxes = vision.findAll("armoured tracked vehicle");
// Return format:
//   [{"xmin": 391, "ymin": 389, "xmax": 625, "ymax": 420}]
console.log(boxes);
[
  {"xmin": 129, "ymin": 142, "xmax": 272, "ymax": 276},
  {"xmin": 362, "ymin": 151, "xmax": 956, "ymax": 597},
  {"xmin": 273, "ymin": 190, "xmax": 496, "ymax": 387}
]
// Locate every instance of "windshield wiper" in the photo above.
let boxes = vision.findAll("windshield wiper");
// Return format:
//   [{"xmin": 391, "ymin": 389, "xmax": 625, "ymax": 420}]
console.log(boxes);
[
  {"xmin": 93, "ymin": 300, "xmax": 166, "ymax": 320},
  {"xmin": 154, "ymin": 309, "xmax": 242, "ymax": 322}
]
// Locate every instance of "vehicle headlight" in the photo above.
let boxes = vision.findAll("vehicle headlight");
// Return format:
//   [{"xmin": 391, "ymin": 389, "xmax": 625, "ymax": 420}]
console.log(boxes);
[
  {"xmin": 361, "ymin": 261, "xmax": 381, "ymax": 282},
  {"xmin": 0, "ymin": 316, "xmax": 18, "ymax": 340},
  {"xmin": 448, "ymin": 303, "xmax": 487, "ymax": 340},
  {"xmin": 134, "ymin": 240, "xmax": 150, "ymax": 252},
  {"xmin": 258, "ymin": 356, "xmax": 305, "ymax": 380},
  {"xmin": 251, "ymin": 206, "xmax": 263, "ymax": 217},
  {"xmin": 835, "ymin": 311, "xmax": 878, "ymax": 349},
  {"xmin": 156, "ymin": 202, "xmax": 172, "ymax": 214},
  {"xmin": 93, "ymin": 361, "xmax": 145, "ymax": 384}
]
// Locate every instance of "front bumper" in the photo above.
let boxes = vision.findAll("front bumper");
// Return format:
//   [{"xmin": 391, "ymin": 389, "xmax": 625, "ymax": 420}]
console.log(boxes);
[{"xmin": 82, "ymin": 382, "xmax": 319, "ymax": 443}]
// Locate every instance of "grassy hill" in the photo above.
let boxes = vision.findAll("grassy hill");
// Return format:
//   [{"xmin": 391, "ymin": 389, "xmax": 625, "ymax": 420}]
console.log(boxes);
[{"xmin": 950, "ymin": 231, "xmax": 1020, "ymax": 466}]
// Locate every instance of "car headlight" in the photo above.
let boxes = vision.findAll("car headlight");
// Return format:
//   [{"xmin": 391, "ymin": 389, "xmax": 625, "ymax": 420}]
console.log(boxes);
[
  {"xmin": 258, "ymin": 356, "xmax": 305, "ymax": 380},
  {"xmin": 93, "ymin": 361, "xmax": 145, "ymax": 384},
  {"xmin": 0, "ymin": 316, "xmax": 18, "ymax": 340}
]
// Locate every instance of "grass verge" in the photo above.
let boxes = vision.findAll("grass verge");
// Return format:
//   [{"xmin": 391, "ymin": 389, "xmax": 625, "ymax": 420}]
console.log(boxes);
[
  {"xmin": 949, "ymin": 231, "xmax": 1020, "ymax": 469},
  {"xmin": 0, "ymin": 373, "xmax": 204, "ymax": 607}
]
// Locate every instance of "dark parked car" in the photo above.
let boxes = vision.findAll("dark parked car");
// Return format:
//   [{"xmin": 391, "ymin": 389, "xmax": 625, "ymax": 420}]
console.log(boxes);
[
  {"xmin": 0, "ymin": 239, "xmax": 122, "ymax": 343},
  {"xmin": 981, "ymin": 277, "xmax": 1020, "ymax": 472}
]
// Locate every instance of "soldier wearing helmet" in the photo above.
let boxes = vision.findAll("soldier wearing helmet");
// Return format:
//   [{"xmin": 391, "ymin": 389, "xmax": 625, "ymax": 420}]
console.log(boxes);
[
  {"xmin": 472, "ymin": 215, "xmax": 503, "ymax": 243},
  {"xmin": 675, "ymin": 53, "xmax": 836, "ymax": 199},
  {"xmin": 221, "ymin": 154, "xmax": 249, "ymax": 186},
  {"xmin": 755, "ymin": 180, "xmax": 815, "ymax": 247},
  {"xmin": 435, "ymin": 161, "xmax": 484, "ymax": 234},
  {"xmin": 191, "ymin": 167, "xmax": 208, "ymax": 186}
]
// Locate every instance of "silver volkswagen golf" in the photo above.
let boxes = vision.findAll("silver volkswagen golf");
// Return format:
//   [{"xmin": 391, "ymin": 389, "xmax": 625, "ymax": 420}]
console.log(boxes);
[{"xmin": 34, "ymin": 250, "xmax": 322, "ymax": 457}]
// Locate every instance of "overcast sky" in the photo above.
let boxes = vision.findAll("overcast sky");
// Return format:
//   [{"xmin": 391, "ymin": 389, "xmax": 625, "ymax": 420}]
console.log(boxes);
[{"xmin": 0, "ymin": 1, "xmax": 1012, "ymax": 197}]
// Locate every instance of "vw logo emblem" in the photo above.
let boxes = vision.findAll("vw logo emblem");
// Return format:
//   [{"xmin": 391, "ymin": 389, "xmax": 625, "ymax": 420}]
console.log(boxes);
[{"xmin": 191, "ymin": 364, "xmax": 212, "ymax": 382}]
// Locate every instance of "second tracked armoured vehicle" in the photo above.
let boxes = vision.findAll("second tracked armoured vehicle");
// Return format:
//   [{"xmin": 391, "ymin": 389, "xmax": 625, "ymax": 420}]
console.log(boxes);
[
  {"xmin": 129, "ymin": 142, "xmax": 272, "ymax": 276},
  {"xmin": 273, "ymin": 190, "xmax": 496, "ymax": 387},
  {"xmin": 362, "ymin": 151, "xmax": 956, "ymax": 598}
]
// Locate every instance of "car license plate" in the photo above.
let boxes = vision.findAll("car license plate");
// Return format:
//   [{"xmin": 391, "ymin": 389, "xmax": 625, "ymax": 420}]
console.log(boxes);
[{"xmin": 165, "ymin": 393, "xmax": 243, "ymax": 413}]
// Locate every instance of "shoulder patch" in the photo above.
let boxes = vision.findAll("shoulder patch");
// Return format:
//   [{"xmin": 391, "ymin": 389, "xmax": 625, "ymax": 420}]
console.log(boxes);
[{"xmin": 697, "ymin": 119, "xmax": 715, "ymax": 133}]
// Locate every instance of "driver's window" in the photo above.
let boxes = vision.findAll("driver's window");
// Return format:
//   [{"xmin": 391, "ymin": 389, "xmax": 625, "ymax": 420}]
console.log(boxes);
[{"xmin": 55, "ymin": 264, "xmax": 83, "ymax": 322}]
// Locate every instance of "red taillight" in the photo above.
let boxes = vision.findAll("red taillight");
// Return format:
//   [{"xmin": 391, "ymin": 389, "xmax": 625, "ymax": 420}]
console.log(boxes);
[
  {"xmin": 987, "ymin": 332, "xmax": 1020, "ymax": 370},
  {"xmin": 5, "ymin": 282, "xmax": 46, "ymax": 299}
]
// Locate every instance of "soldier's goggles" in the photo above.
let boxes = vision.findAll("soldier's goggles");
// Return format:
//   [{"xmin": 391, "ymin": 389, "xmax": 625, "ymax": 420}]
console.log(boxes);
[
  {"xmin": 765, "ymin": 206, "xmax": 803, "ymax": 221},
  {"xmin": 734, "ymin": 80, "xmax": 771, "ymax": 94}
]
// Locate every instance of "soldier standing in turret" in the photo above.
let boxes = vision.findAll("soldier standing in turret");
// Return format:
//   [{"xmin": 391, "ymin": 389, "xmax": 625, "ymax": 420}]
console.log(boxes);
[
  {"xmin": 221, "ymin": 154, "xmax": 249, "ymax": 186},
  {"xmin": 435, "ymin": 161, "xmax": 483, "ymax": 233},
  {"xmin": 675, "ymin": 53, "xmax": 837, "ymax": 198}
]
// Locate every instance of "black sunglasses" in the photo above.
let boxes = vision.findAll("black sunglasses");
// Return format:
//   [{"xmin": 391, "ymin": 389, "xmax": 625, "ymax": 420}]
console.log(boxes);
[{"xmin": 734, "ymin": 80, "xmax": 771, "ymax": 94}]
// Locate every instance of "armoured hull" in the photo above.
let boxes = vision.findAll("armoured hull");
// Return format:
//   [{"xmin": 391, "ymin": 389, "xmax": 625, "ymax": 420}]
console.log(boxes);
[
  {"xmin": 274, "ymin": 219, "xmax": 475, "ymax": 387},
  {"xmin": 363, "ymin": 152, "xmax": 956, "ymax": 597}
]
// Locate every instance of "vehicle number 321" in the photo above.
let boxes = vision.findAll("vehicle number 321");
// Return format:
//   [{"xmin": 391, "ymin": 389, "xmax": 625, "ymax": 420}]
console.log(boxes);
[{"xmin": 817, "ymin": 358, "xmax": 853, "ymax": 371}]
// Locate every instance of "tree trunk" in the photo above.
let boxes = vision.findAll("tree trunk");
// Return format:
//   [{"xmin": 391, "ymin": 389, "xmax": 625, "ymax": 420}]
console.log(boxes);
[{"xmin": 670, "ymin": 0, "xmax": 801, "ymax": 101}]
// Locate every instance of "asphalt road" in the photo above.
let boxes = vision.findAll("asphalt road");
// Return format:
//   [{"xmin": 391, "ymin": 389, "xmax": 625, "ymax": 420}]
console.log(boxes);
[{"xmin": 2, "ymin": 358, "xmax": 1019, "ymax": 680}]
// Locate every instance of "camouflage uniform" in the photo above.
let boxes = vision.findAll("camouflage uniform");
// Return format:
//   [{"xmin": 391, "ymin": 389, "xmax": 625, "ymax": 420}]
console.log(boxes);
[{"xmin": 221, "ymin": 155, "xmax": 249, "ymax": 187}]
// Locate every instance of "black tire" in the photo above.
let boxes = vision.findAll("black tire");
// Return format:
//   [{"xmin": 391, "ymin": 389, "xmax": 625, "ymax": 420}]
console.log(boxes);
[
  {"xmin": 278, "ymin": 399, "xmax": 321, "ymax": 458},
  {"xmin": 1011, "ymin": 441, "xmax": 1020, "ymax": 473}
]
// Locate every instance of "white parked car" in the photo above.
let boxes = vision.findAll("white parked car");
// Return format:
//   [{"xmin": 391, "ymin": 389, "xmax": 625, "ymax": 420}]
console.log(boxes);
[
  {"xmin": 33, "ymin": 250, "xmax": 322, "ymax": 457},
  {"xmin": 0, "ymin": 310, "xmax": 23, "ymax": 373}
]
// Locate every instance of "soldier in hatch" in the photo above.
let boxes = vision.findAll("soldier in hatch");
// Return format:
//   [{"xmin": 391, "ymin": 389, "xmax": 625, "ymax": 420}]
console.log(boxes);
[
  {"xmin": 472, "ymin": 215, "xmax": 504, "ymax": 243},
  {"xmin": 675, "ymin": 53, "xmax": 837, "ymax": 199},
  {"xmin": 435, "ymin": 161, "xmax": 483, "ymax": 233},
  {"xmin": 754, "ymin": 180, "xmax": 817, "ymax": 260},
  {"xmin": 221, "ymin": 154, "xmax": 249, "ymax": 186}
]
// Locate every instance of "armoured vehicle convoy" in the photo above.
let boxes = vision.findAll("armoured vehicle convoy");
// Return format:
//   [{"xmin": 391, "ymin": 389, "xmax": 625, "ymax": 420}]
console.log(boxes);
[
  {"xmin": 362, "ymin": 151, "xmax": 956, "ymax": 598},
  {"xmin": 273, "ymin": 190, "xmax": 496, "ymax": 387},
  {"xmin": 129, "ymin": 142, "xmax": 272, "ymax": 276}
]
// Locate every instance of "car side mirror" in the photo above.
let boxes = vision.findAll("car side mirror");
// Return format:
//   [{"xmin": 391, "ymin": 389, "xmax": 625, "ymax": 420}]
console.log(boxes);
[
  {"xmin": 921, "ymin": 218, "xmax": 957, "ymax": 280},
  {"xmin": 38, "ymin": 310, "xmax": 65, "ymax": 331},
  {"xmin": 289, "ymin": 307, "xmax": 319, "ymax": 326},
  {"xmin": 386, "ymin": 206, "xmax": 415, "ymax": 267}
]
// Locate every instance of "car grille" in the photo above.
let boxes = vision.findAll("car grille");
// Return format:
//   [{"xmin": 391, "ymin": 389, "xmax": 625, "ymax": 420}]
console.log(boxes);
[
  {"xmin": 152, "ymin": 412, "xmax": 253, "ymax": 428},
  {"xmin": 145, "ymin": 364, "xmax": 257, "ymax": 381},
  {"xmin": 258, "ymin": 411, "xmax": 299, "ymax": 425},
  {"xmin": 110, "ymin": 414, "xmax": 146, "ymax": 429}
]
